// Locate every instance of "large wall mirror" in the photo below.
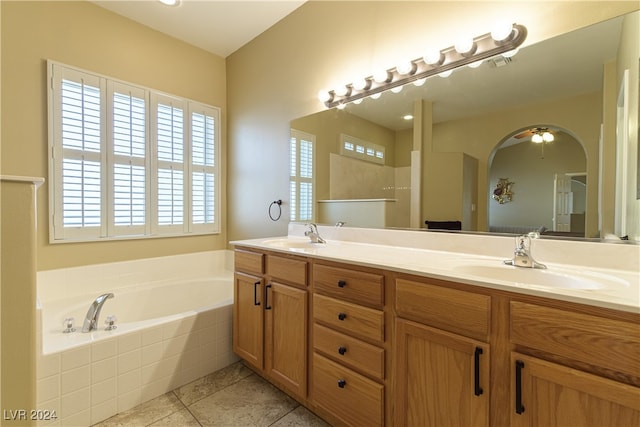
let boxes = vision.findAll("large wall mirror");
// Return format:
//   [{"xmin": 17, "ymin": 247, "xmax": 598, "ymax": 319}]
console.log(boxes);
[{"xmin": 291, "ymin": 10, "xmax": 639, "ymax": 241}]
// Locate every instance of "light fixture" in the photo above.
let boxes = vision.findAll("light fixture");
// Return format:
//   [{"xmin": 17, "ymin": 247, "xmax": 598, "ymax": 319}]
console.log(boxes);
[
  {"xmin": 158, "ymin": 0, "xmax": 181, "ymax": 6},
  {"xmin": 403, "ymin": 114, "xmax": 414, "ymax": 121},
  {"xmin": 320, "ymin": 23, "xmax": 527, "ymax": 108},
  {"xmin": 531, "ymin": 128, "xmax": 554, "ymax": 143}
]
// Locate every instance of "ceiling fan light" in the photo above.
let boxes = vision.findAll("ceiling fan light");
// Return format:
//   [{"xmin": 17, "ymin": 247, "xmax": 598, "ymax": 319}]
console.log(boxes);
[
  {"xmin": 543, "ymin": 131, "xmax": 554, "ymax": 142},
  {"xmin": 531, "ymin": 133, "xmax": 543, "ymax": 143}
]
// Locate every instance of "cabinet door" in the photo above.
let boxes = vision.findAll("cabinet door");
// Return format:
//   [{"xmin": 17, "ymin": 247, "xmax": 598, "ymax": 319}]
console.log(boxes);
[
  {"xmin": 265, "ymin": 282, "xmax": 307, "ymax": 399},
  {"xmin": 233, "ymin": 272, "xmax": 264, "ymax": 370},
  {"xmin": 511, "ymin": 353, "xmax": 640, "ymax": 427},
  {"xmin": 395, "ymin": 319, "xmax": 489, "ymax": 427}
]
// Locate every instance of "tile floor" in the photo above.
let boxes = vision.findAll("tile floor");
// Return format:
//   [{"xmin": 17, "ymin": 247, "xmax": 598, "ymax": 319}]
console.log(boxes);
[{"xmin": 92, "ymin": 362, "xmax": 331, "ymax": 427}]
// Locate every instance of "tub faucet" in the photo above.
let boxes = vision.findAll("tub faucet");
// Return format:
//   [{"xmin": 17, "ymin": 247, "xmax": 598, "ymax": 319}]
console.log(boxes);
[
  {"xmin": 504, "ymin": 232, "xmax": 547, "ymax": 269},
  {"xmin": 82, "ymin": 293, "xmax": 114, "ymax": 332},
  {"xmin": 304, "ymin": 223, "xmax": 326, "ymax": 244}
]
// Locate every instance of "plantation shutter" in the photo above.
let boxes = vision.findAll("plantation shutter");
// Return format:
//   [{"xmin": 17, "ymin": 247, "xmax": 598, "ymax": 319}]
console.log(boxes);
[
  {"xmin": 51, "ymin": 65, "xmax": 106, "ymax": 239},
  {"xmin": 189, "ymin": 102, "xmax": 220, "ymax": 233},
  {"xmin": 289, "ymin": 129, "xmax": 315, "ymax": 222},
  {"xmin": 152, "ymin": 94, "xmax": 186, "ymax": 234},
  {"xmin": 108, "ymin": 82, "xmax": 149, "ymax": 235}
]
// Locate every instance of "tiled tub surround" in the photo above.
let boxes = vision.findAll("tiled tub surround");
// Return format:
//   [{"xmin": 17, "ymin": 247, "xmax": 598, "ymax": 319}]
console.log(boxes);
[{"xmin": 35, "ymin": 250, "xmax": 238, "ymax": 426}]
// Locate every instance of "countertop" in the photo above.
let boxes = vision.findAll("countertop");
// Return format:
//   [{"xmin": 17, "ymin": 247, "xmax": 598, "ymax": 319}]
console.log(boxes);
[{"xmin": 231, "ymin": 228, "xmax": 640, "ymax": 314}]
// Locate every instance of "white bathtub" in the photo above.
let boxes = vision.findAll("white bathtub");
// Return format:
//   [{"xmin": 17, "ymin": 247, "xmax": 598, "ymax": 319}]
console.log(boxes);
[{"xmin": 35, "ymin": 250, "xmax": 238, "ymax": 427}]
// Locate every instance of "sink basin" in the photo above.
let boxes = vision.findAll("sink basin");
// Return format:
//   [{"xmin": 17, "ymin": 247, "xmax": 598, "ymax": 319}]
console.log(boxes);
[
  {"xmin": 261, "ymin": 238, "xmax": 324, "ymax": 250},
  {"xmin": 451, "ymin": 262, "xmax": 629, "ymax": 290}
]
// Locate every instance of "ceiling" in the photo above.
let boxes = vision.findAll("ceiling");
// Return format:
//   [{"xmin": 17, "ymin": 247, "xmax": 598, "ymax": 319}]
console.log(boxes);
[{"xmin": 92, "ymin": 0, "xmax": 307, "ymax": 58}]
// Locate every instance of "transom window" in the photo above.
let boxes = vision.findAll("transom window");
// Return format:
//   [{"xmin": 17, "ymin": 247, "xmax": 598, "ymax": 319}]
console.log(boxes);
[{"xmin": 48, "ymin": 61, "xmax": 221, "ymax": 242}]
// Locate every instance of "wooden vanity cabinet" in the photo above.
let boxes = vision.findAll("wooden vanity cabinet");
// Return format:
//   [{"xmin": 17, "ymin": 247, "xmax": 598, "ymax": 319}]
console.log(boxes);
[
  {"xmin": 509, "ymin": 301, "xmax": 640, "ymax": 427},
  {"xmin": 311, "ymin": 262, "xmax": 387, "ymax": 426},
  {"xmin": 233, "ymin": 248, "xmax": 309, "ymax": 400},
  {"xmin": 394, "ymin": 278, "xmax": 491, "ymax": 427}
]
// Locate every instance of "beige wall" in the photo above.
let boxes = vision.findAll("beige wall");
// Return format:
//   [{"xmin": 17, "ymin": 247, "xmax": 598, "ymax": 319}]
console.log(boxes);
[
  {"xmin": 1, "ymin": 1, "xmax": 228, "ymax": 270},
  {"xmin": 227, "ymin": 1, "xmax": 639, "ymax": 242}
]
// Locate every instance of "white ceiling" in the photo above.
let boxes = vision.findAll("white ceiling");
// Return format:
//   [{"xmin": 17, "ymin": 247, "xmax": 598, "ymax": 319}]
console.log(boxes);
[{"xmin": 92, "ymin": 0, "xmax": 307, "ymax": 58}]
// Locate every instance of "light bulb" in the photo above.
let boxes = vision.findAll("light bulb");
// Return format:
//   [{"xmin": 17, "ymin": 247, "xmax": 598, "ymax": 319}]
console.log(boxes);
[
  {"xmin": 468, "ymin": 60, "xmax": 483, "ymax": 68},
  {"xmin": 396, "ymin": 61, "xmax": 416, "ymax": 75},
  {"xmin": 543, "ymin": 132, "xmax": 554, "ymax": 142},
  {"xmin": 370, "ymin": 93, "xmax": 382, "ymax": 100},
  {"xmin": 334, "ymin": 85, "xmax": 351, "ymax": 97},
  {"xmin": 390, "ymin": 86, "xmax": 403, "ymax": 93},
  {"xmin": 413, "ymin": 78, "xmax": 427, "ymax": 87},
  {"xmin": 373, "ymin": 70, "xmax": 391, "ymax": 83},
  {"xmin": 503, "ymin": 48, "xmax": 519, "ymax": 58},
  {"xmin": 532, "ymin": 133, "xmax": 543, "ymax": 143},
  {"xmin": 403, "ymin": 115, "xmax": 413, "ymax": 121},
  {"xmin": 336, "ymin": 103, "xmax": 347, "ymax": 110},
  {"xmin": 158, "ymin": 0, "xmax": 180, "ymax": 6},
  {"xmin": 352, "ymin": 78, "xmax": 370, "ymax": 91},
  {"xmin": 454, "ymin": 37, "xmax": 475, "ymax": 55},
  {"xmin": 318, "ymin": 90, "xmax": 332, "ymax": 103},
  {"xmin": 438, "ymin": 70, "xmax": 452, "ymax": 78},
  {"xmin": 424, "ymin": 49, "xmax": 443, "ymax": 66},
  {"xmin": 353, "ymin": 98, "xmax": 363, "ymax": 105},
  {"xmin": 491, "ymin": 22, "xmax": 514, "ymax": 42}
]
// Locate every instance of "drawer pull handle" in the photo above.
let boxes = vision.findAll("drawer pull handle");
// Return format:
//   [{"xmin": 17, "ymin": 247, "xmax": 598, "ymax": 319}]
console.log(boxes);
[
  {"xmin": 253, "ymin": 281, "xmax": 261, "ymax": 306},
  {"xmin": 338, "ymin": 312, "xmax": 347, "ymax": 321},
  {"xmin": 474, "ymin": 347, "xmax": 483, "ymax": 396},
  {"xmin": 338, "ymin": 280, "xmax": 346, "ymax": 288},
  {"xmin": 338, "ymin": 346, "xmax": 347, "ymax": 355},
  {"xmin": 515, "ymin": 360, "xmax": 525, "ymax": 414},
  {"xmin": 265, "ymin": 284, "xmax": 272, "ymax": 310},
  {"xmin": 337, "ymin": 379, "xmax": 346, "ymax": 388}
]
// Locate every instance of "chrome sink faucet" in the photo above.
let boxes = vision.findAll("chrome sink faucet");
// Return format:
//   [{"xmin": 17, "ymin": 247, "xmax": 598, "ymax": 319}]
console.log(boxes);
[
  {"xmin": 82, "ymin": 293, "xmax": 114, "ymax": 332},
  {"xmin": 504, "ymin": 232, "xmax": 547, "ymax": 269},
  {"xmin": 304, "ymin": 223, "xmax": 326, "ymax": 244}
]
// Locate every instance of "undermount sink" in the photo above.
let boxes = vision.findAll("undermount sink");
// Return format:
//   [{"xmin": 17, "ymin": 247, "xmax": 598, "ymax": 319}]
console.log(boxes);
[
  {"xmin": 261, "ymin": 238, "xmax": 324, "ymax": 250},
  {"xmin": 451, "ymin": 261, "xmax": 629, "ymax": 290}
]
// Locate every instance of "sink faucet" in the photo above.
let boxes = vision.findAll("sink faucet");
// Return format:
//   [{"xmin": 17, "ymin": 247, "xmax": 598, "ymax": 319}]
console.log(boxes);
[
  {"xmin": 304, "ymin": 223, "xmax": 326, "ymax": 243},
  {"xmin": 82, "ymin": 293, "xmax": 114, "ymax": 332},
  {"xmin": 504, "ymin": 232, "xmax": 547, "ymax": 269}
]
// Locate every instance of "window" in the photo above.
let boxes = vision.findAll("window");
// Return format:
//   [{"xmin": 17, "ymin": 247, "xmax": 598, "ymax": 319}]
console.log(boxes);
[
  {"xmin": 48, "ymin": 61, "xmax": 220, "ymax": 242},
  {"xmin": 289, "ymin": 129, "xmax": 315, "ymax": 222},
  {"xmin": 340, "ymin": 133, "xmax": 385, "ymax": 165}
]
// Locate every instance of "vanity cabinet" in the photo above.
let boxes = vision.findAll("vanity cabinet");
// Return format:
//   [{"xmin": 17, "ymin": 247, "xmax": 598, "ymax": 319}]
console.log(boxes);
[
  {"xmin": 394, "ymin": 278, "xmax": 491, "ymax": 427},
  {"xmin": 311, "ymin": 263, "xmax": 387, "ymax": 426},
  {"xmin": 233, "ymin": 248, "xmax": 308, "ymax": 400},
  {"xmin": 509, "ymin": 301, "xmax": 640, "ymax": 426}
]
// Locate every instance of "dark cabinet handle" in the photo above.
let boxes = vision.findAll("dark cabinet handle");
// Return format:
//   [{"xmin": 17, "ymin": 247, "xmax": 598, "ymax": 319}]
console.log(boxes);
[
  {"xmin": 338, "ymin": 312, "xmax": 347, "ymax": 321},
  {"xmin": 338, "ymin": 346, "xmax": 347, "ymax": 355},
  {"xmin": 265, "ymin": 284, "xmax": 272, "ymax": 310},
  {"xmin": 338, "ymin": 280, "xmax": 346, "ymax": 288},
  {"xmin": 474, "ymin": 347, "xmax": 484, "ymax": 396},
  {"xmin": 253, "ymin": 281, "xmax": 261, "ymax": 306},
  {"xmin": 515, "ymin": 360, "xmax": 525, "ymax": 414},
  {"xmin": 337, "ymin": 379, "xmax": 346, "ymax": 388}
]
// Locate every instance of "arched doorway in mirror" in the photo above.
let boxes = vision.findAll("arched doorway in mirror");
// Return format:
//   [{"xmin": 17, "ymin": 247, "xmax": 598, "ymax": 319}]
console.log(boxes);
[{"xmin": 487, "ymin": 125, "xmax": 588, "ymax": 237}]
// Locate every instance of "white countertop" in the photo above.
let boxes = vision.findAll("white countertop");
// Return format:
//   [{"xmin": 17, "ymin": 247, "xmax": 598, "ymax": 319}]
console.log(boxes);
[{"xmin": 231, "ymin": 225, "xmax": 640, "ymax": 314}]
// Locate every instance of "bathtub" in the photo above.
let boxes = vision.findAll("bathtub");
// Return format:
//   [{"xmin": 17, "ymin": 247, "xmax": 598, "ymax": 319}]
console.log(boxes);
[{"xmin": 35, "ymin": 250, "xmax": 238, "ymax": 427}]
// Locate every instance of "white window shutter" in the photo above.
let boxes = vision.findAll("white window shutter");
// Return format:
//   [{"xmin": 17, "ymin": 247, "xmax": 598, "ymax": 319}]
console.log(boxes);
[{"xmin": 289, "ymin": 129, "xmax": 315, "ymax": 222}]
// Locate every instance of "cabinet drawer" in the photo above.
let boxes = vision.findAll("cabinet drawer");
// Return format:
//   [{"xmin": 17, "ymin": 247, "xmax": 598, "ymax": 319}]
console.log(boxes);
[
  {"xmin": 511, "ymin": 301, "xmax": 640, "ymax": 378},
  {"xmin": 312, "ymin": 353, "xmax": 383, "ymax": 427},
  {"xmin": 235, "ymin": 249, "xmax": 264, "ymax": 275},
  {"xmin": 395, "ymin": 278, "xmax": 490, "ymax": 342},
  {"xmin": 313, "ymin": 264, "xmax": 384, "ymax": 308},
  {"xmin": 267, "ymin": 254, "xmax": 307, "ymax": 287},
  {"xmin": 314, "ymin": 294, "xmax": 384, "ymax": 344},
  {"xmin": 313, "ymin": 323, "xmax": 384, "ymax": 380}
]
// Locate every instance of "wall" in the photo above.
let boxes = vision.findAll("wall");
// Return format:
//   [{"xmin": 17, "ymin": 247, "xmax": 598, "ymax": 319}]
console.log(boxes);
[
  {"xmin": 227, "ymin": 1, "xmax": 639, "ymax": 242},
  {"xmin": 1, "ymin": 1, "xmax": 227, "ymax": 270},
  {"xmin": 489, "ymin": 136, "xmax": 586, "ymax": 230}
]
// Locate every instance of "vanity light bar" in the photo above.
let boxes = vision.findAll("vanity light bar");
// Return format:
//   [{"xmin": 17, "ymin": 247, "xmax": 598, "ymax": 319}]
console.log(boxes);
[{"xmin": 322, "ymin": 23, "xmax": 527, "ymax": 109}]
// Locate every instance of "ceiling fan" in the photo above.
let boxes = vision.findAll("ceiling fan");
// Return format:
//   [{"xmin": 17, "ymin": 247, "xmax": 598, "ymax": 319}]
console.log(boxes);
[{"xmin": 514, "ymin": 127, "xmax": 555, "ymax": 143}]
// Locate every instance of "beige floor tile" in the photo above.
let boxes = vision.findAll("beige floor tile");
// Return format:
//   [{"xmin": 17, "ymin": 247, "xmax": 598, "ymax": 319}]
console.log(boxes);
[
  {"xmin": 271, "ymin": 406, "xmax": 331, "ymax": 427},
  {"xmin": 92, "ymin": 392, "xmax": 184, "ymax": 427},
  {"xmin": 188, "ymin": 374, "xmax": 298, "ymax": 426},
  {"xmin": 148, "ymin": 408, "xmax": 200, "ymax": 426},
  {"xmin": 174, "ymin": 361, "xmax": 253, "ymax": 406}
]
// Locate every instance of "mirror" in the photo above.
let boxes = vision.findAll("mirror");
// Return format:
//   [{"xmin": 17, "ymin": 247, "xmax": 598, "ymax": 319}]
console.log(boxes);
[{"xmin": 291, "ymin": 11, "xmax": 638, "ymax": 240}]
